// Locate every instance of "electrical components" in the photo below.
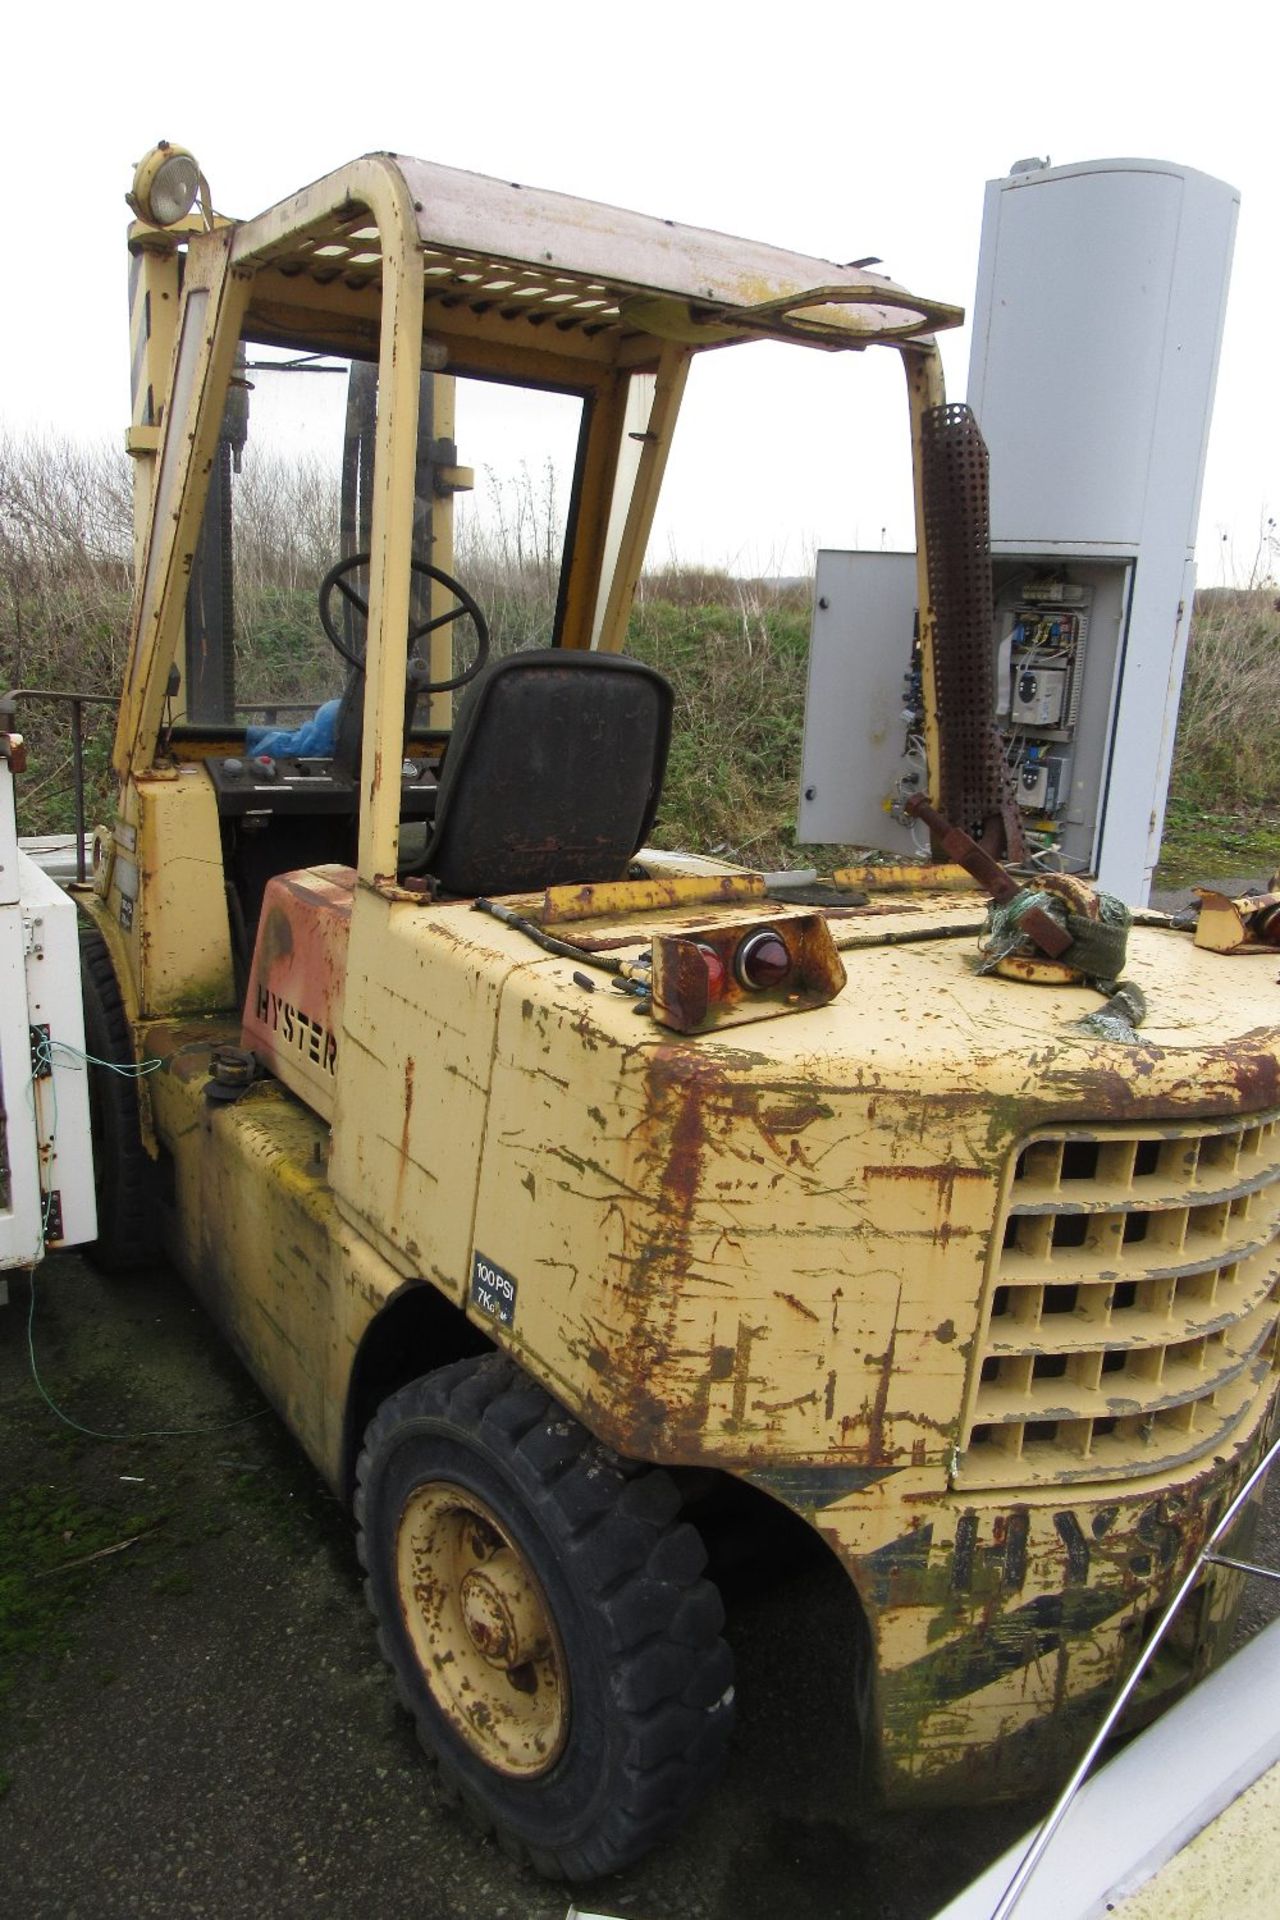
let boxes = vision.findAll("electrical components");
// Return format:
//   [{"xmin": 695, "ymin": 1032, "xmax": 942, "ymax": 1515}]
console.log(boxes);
[
  {"xmin": 995, "ymin": 575, "xmax": 1091, "ymax": 830},
  {"xmin": 1011, "ymin": 664, "xmax": 1067, "ymax": 727},
  {"xmin": 1016, "ymin": 746, "xmax": 1068, "ymax": 813}
]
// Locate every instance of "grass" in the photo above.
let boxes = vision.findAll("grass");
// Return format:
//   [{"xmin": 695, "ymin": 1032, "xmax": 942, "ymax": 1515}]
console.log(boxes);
[
  {"xmin": 2, "ymin": 429, "xmax": 1277, "ymax": 881},
  {"xmin": 0, "ymin": 1482, "xmax": 156, "ymax": 1707},
  {"xmin": 1154, "ymin": 794, "xmax": 1278, "ymax": 889},
  {"xmin": 629, "ymin": 581, "xmax": 813, "ymax": 867},
  {"xmin": 1154, "ymin": 587, "xmax": 1280, "ymax": 887}
]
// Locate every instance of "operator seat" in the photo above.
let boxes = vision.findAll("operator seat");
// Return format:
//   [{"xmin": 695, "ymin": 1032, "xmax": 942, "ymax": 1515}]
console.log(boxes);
[{"xmin": 404, "ymin": 648, "xmax": 673, "ymax": 896}]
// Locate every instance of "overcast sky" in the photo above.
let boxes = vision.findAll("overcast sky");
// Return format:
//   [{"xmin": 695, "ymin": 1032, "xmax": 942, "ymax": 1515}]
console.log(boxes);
[{"xmin": 3, "ymin": 2, "xmax": 1274, "ymax": 583}]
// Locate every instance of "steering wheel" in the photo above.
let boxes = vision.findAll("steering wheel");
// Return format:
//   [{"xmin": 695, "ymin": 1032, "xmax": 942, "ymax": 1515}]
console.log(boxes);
[{"xmin": 318, "ymin": 553, "xmax": 491, "ymax": 694}]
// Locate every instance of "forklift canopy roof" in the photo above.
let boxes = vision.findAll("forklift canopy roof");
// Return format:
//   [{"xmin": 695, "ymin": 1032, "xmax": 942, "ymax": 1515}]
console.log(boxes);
[{"xmin": 229, "ymin": 153, "xmax": 963, "ymax": 366}]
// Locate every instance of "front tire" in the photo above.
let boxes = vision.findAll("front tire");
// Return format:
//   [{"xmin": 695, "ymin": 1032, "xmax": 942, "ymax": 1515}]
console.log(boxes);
[{"xmin": 355, "ymin": 1355, "xmax": 734, "ymax": 1881}]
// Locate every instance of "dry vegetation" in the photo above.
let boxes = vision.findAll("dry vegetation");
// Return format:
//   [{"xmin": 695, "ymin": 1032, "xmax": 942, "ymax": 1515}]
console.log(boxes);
[
  {"xmin": 1, "ymin": 430, "xmax": 1276, "ymax": 880},
  {"xmin": 0, "ymin": 434, "xmax": 132, "ymax": 830}
]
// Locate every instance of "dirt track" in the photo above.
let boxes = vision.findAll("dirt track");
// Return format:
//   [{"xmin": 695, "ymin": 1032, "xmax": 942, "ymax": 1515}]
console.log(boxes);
[{"xmin": 1, "ymin": 1254, "xmax": 1276, "ymax": 1920}]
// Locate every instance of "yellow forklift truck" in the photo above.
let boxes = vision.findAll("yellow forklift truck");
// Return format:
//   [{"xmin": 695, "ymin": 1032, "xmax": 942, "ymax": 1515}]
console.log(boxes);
[{"xmin": 53, "ymin": 142, "xmax": 1280, "ymax": 1879}]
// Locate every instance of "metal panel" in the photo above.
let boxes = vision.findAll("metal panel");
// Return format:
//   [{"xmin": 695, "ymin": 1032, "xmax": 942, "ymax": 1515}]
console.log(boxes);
[
  {"xmin": 0, "ymin": 758, "xmax": 41, "ymax": 1269},
  {"xmin": 970, "ymin": 165, "xmax": 1183, "ymax": 545},
  {"xmin": 796, "ymin": 550, "xmax": 923, "ymax": 853},
  {"xmin": 0, "ymin": 758, "xmax": 96, "ymax": 1269},
  {"xmin": 19, "ymin": 852, "xmax": 96, "ymax": 1251}
]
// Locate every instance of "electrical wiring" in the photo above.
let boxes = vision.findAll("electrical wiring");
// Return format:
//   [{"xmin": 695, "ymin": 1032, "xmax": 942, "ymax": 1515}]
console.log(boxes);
[
  {"xmin": 25, "ymin": 1033, "xmax": 271, "ymax": 1442},
  {"xmin": 24, "ymin": 1271, "xmax": 271, "ymax": 1441}
]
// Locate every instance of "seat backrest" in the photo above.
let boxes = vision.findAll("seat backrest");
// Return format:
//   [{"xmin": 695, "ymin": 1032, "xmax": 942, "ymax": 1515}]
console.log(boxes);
[{"xmin": 411, "ymin": 649, "xmax": 673, "ymax": 896}]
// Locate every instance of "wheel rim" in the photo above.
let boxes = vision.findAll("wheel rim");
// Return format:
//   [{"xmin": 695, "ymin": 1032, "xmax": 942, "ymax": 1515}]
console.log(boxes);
[{"xmin": 395, "ymin": 1483, "xmax": 569, "ymax": 1777}]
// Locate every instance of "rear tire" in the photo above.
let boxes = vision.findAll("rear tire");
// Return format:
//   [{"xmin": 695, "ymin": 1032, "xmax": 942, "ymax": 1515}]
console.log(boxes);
[
  {"xmin": 355, "ymin": 1354, "xmax": 734, "ymax": 1881},
  {"xmin": 78, "ymin": 922, "xmax": 154, "ymax": 1271}
]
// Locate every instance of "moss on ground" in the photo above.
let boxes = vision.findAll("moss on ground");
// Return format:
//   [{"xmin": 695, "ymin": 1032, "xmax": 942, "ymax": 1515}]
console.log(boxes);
[
  {"xmin": 0, "ymin": 1483, "xmax": 160, "ymax": 1703},
  {"xmin": 1154, "ymin": 794, "xmax": 1278, "ymax": 890}
]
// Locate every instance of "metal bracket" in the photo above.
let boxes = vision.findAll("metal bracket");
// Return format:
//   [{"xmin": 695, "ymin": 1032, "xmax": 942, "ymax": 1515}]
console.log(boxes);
[
  {"xmin": 42, "ymin": 1189, "xmax": 64, "ymax": 1241},
  {"xmin": 29, "ymin": 1023, "xmax": 52, "ymax": 1078}
]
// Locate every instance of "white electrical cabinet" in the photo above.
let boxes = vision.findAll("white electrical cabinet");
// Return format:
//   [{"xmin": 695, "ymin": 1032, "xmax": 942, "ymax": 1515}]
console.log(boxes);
[
  {"xmin": 0, "ymin": 750, "xmax": 96, "ymax": 1283},
  {"xmin": 797, "ymin": 158, "xmax": 1238, "ymax": 903}
]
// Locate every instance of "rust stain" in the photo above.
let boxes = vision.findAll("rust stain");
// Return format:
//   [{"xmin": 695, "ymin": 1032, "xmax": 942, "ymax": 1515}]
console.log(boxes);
[
  {"xmin": 729, "ymin": 1317, "xmax": 765, "ymax": 1431},
  {"xmin": 867, "ymin": 1287, "xmax": 902, "ymax": 1463},
  {"xmin": 775, "ymin": 1290, "xmax": 820, "ymax": 1322},
  {"xmin": 395, "ymin": 1056, "xmax": 416, "ymax": 1211},
  {"xmin": 752, "ymin": 1388, "xmax": 820, "ymax": 1417},
  {"xmin": 759, "ymin": 1098, "xmax": 832, "ymax": 1134},
  {"xmin": 644, "ymin": 1048, "xmax": 719, "ymax": 1278},
  {"xmin": 864, "ymin": 1162, "xmax": 987, "ymax": 1186}
]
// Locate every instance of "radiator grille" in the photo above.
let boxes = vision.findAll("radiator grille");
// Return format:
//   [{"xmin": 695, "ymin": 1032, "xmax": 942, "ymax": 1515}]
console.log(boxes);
[{"xmin": 959, "ymin": 1113, "xmax": 1280, "ymax": 1487}]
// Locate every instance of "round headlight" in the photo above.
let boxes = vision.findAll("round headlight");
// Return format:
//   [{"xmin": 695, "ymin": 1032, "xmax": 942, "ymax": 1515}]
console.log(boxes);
[{"xmin": 130, "ymin": 143, "xmax": 202, "ymax": 227}]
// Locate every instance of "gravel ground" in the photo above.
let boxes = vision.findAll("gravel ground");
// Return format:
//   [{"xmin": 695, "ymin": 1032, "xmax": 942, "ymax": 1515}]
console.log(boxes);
[
  {"xmin": 0, "ymin": 1257, "xmax": 1046, "ymax": 1920},
  {"xmin": 2, "ymin": 1256, "xmax": 1277, "ymax": 1920}
]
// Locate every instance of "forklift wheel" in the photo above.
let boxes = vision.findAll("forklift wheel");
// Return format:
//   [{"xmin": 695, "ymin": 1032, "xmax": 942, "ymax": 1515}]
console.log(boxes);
[
  {"xmin": 78, "ymin": 923, "xmax": 155, "ymax": 1271},
  {"xmin": 355, "ymin": 1354, "xmax": 734, "ymax": 1881}
]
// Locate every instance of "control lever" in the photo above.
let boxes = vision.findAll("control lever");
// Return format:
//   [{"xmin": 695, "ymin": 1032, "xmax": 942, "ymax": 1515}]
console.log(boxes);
[{"xmin": 903, "ymin": 795, "xmax": 1073, "ymax": 959}]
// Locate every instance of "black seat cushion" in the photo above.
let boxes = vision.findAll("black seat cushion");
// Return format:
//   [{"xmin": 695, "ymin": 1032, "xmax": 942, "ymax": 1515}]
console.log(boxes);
[{"xmin": 409, "ymin": 649, "xmax": 673, "ymax": 896}]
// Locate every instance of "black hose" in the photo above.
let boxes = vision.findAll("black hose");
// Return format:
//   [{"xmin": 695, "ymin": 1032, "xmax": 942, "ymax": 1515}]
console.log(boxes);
[{"xmin": 471, "ymin": 897, "xmax": 624, "ymax": 973}]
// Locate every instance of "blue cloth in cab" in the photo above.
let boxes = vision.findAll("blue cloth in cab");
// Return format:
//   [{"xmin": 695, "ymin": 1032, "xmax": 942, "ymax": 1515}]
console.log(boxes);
[{"xmin": 245, "ymin": 698, "xmax": 340, "ymax": 759}]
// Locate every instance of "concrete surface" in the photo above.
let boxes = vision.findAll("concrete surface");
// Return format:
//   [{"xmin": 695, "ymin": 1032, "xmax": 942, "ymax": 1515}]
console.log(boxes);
[
  {"xmin": 937, "ymin": 1614, "xmax": 1280, "ymax": 1918},
  {"xmin": 1112, "ymin": 1760, "xmax": 1280, "ymax": 1917}
]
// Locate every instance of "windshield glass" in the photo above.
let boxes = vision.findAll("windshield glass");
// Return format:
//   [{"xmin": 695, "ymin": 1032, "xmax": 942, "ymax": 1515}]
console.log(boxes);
[{"xmin": 180, "ymin": 344, "xmax": 585, "ymax": 733}]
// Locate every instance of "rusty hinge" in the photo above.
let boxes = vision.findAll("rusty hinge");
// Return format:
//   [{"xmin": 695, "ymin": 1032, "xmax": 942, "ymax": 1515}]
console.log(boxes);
[{"xmin": 43, "ymin": 1189, "xmax": 64, "ymax": 1241}]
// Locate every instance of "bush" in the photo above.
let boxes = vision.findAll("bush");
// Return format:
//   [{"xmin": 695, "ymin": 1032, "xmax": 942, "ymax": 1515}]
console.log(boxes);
[
  {"xmin": 2, "ymin": 425, "xmax": 1276, "ymax": 883},
  {"xmin": 1167, "ymin": 589, "xmax": 1280, "ymax": 811},
  {"xmin": 628, "ymin": 587, "xmax": 812, "ymax": 866},
  {"xmin": 0, "ymin": 433, "xmax": 132, "ymax": 836}
]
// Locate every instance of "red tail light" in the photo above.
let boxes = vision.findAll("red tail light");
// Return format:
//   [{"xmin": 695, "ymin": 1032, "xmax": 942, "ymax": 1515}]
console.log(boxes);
[
  {"xmin": 695, "ymin": 943, "xmax": 729, "ymax": 998},
  {"xmin": 649, "ymin": 913, "xmax": 846, "ymax": 1033},
  {"xmin": 734, "ymin": 929, "xmax": 792, "ymax": 991}
]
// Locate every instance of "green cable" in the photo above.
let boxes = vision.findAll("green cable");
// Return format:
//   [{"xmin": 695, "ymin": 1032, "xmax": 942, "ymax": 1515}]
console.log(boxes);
[
  {"xmin": 24, "ymin": 1271, "xmax": 271, "ymax": 1442},
  {"xmin": 25, "ymin": 1034, "xmax": 269, "ymax": 1442},
  {"xmin": 32, "ymin": 1034, "xmax": 165, "ymax": 1078}
]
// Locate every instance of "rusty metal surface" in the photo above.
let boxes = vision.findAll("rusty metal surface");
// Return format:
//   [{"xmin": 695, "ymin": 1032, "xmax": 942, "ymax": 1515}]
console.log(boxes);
[
  {"xmin": 919, "ymin": 405, "xmax": 1023, "ymax": 856},
  {"xmin": 140, "ymin": 875, "xmax": 1280, "ymax": 1817},
  {"xmin": 240, "ymin": 865, "xmax": 354, "ymax": 1122},
  {"xmin": 395, "ymin": 1484, "xmax": 568, "ymax": 1777},
  {"xmin": 834, "ymin": 1418, "xmax": 1276, "ymax": 1805},
  {"xmin": 834, "ymin": 863, "xmax": 981, "ymax": 893},
  {"xmin": 904, "ymin": 796, "xmax": 1071, "ymax": 958},
  {"xmin": 1194, "ymin": 888, "xmax": 1280, "ymax": 953},
  {"xmin": 100, "ymin": 129, "xmax": 1280, "ymax": 1846},
  {"xmin": 232, "ymin": 154, "xmax": 964, "ymax": 356},
  {"xmin": 649, "ymin": 913, "xmax": 846, "ymax": 1034},
  {"xmin": 538, "ymin": 872, "xmax": 766, "ymax": 926}
]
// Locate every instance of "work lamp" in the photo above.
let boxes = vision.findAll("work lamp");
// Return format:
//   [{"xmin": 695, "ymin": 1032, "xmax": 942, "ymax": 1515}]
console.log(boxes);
[{"xmin": 128, "ymin": 142, "xmax": 206, "ymax": 228}]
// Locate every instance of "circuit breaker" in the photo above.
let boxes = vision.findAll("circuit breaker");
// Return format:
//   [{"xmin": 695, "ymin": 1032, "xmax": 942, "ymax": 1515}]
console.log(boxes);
[{"xmin": 989, "ymin": 566, "xmax": 1123, "ymax": 871}]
